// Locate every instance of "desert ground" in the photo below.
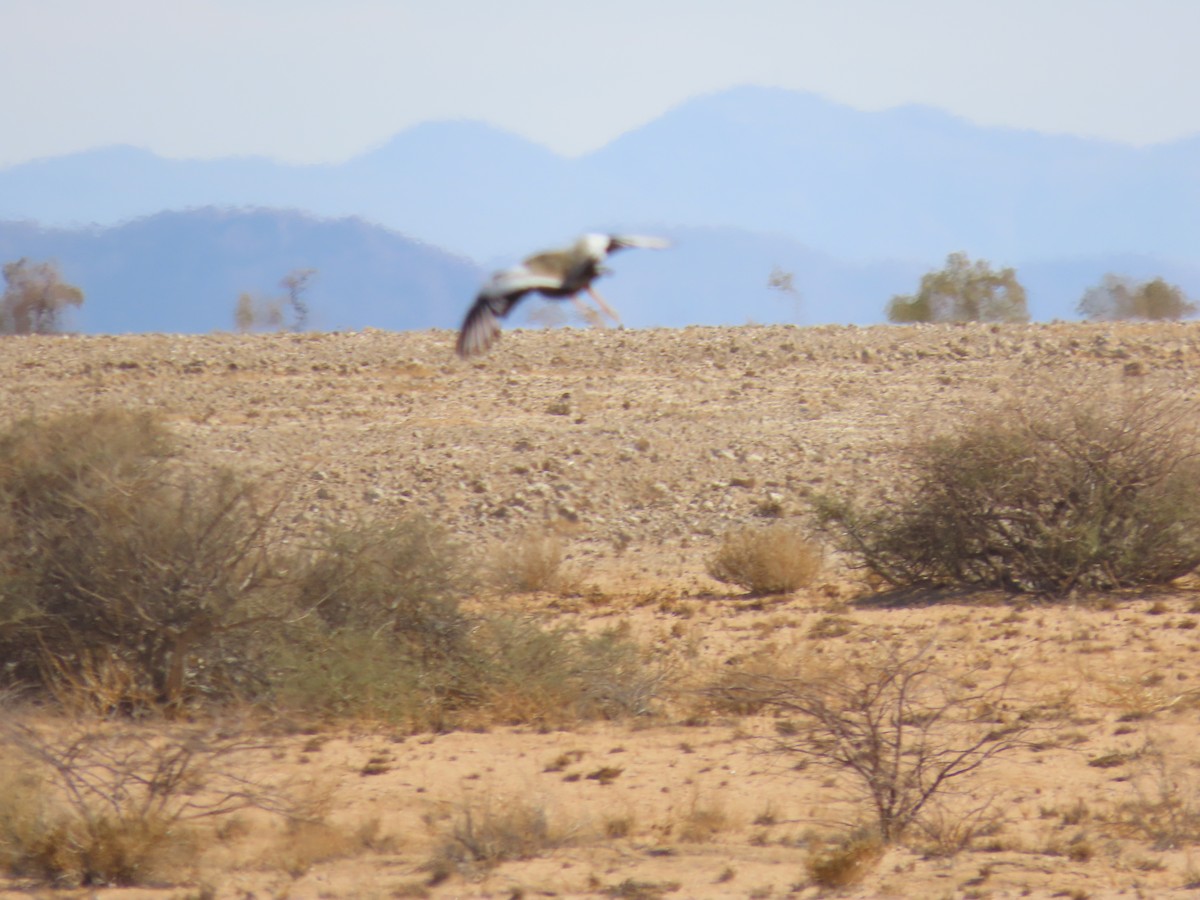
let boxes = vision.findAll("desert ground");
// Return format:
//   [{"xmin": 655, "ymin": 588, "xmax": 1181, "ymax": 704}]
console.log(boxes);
[{"xmin": 3, "ymin": 320, "xmax": 1200, "ymax": 899}]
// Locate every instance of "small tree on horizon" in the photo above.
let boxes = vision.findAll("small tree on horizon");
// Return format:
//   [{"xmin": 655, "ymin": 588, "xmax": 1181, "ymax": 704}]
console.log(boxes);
[
  {"xmin": 1, "ymin": 258, "xmax": 84, "ymax": 335},
  {"xmin": 887, "ymin": 252, "xmax": 1028, "ymax": 324},
  {"xmin": 1077, "ymin": 274, "xmax": 1197, "ymax": 321},
  {"xmin": 234, "ymin": 267, "xmax": 317, "ymax": 333},
  {"xmin": 281, "ymin": 267, "xmax": 316, "ymax": 331}
]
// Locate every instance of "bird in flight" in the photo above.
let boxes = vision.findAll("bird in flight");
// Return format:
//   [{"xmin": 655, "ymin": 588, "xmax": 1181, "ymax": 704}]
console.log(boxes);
[{"xmin": 456, "ymin": 233, "xmax": 669, "ymax": 358}]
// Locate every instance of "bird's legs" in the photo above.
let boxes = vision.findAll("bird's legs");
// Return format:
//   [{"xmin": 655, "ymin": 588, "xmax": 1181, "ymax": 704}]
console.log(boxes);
[
  {"xmin": 572, "ymin": 296, "xmax": 605, "ymax": 327},
  {"xmin": 587, "ymin": 286, "xmax": 622, "ymax": 325}
]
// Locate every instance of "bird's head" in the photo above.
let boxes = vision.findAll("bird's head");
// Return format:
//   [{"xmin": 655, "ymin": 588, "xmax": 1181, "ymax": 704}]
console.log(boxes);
[{"xmin": 576, "ymin": 233, "xmax": 611, "ymax": 263}]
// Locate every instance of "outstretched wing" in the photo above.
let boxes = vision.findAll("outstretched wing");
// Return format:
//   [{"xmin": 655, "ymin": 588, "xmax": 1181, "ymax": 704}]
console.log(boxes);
[
  {"xmin": 606, "ymin": 234, "xmax": 671, "ymax": 253},
  {"xmin": 455, "ymin": 268, "xmax": 563, "ymax": 358}
]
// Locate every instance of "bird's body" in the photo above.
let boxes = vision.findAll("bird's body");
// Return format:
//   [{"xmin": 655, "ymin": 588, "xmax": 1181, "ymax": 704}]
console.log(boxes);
[{"xmin": 456, "ymin": 233, "xmax": 668, "ymax": 358}]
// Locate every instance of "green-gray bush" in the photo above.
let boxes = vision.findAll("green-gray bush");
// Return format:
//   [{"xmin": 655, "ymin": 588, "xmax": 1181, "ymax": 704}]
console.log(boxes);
[
  {"xmin": 815, "ymin": 387, "xmax": 1200, "ymax": 595},
  {"xmin": 279, "ymin": 520, "xmax": 662, "ymax": 729},
  {"xmin": 290, "ymin": 517, "xmax": 475, "ymax": 661},
  {"xmin": 0, "ymin": 410, "xmax": 664, "ymax": 728},
  {"xmin": 0, "ymin": 409, "xmax": 280, "ymax": 712}
]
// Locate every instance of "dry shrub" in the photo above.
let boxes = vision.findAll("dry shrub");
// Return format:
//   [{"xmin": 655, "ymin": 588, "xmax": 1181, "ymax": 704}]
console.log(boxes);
[
  {"xmin": 429, "ymin": 798, "xmax": 577, "ymax": 876},
  {"xmin": 1086, "ymin": 661, "xmax": 1200, "ymax": 721},
  {"xmin": 280, "ymin": 514, "xmax": 662, "ymax": 731},
  {"xmin": 1111, "ymin": 744, "xmax": 1200, "ymax": 849},
  {"xmin": 269, "ymin": 628, "xmax": 430, "ymax": 725},
  {"xmin": 0, "ymin": 716, "xmax": 295, "ymax": 887},
  {"xmin": 289, "ymin": 516, "xmax": 475, "ymax": 660},
  {"xmin": 702, "ymin": 650, "xmax": 799, "ymax": 716},
  {"xmin": 913, "ymin": 800, "xmax": 1005, "ymax": 858},
  {"xmin": 0, "ymin": 412, "xmax": 661, "ymax": 731},
  {"xmin": 277, "ymin": 619, "xmax": 665, "ymax": 731},
  {"xmin": 273, "ymin": 515, "xmax": 478, "ymax": 728},
  {"xmin": 706, "ymin": 522, "xmax": 822, "ymax": 595},
  {"xmin": 470, "ymin": 619, "xmax": 665, "ymax": 727},
  {"xmin": 268, "ymin": 818, "xmax": 390, "ymax": 877},
  {"xmin": 0, "ymin": 409, "xmax": 282, "ymax": 713},
  {"xmin": 816, "ymin": 384, "xmax": 1200, "ymax": 595}
]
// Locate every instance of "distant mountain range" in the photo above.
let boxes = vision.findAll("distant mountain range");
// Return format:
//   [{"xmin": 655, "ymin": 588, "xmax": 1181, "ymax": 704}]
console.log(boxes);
[{"xmin": 2, "ymin": 85, "xmax": 1198, "ymax": 333}]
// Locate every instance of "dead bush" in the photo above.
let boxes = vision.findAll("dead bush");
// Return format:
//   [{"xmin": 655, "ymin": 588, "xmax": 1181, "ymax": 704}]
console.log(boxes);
[
  {"xmin": 720, "ymin": 640, "xmax": 1029, "ymax": 842},
  {"xmin": 815, "ymin": 385, "xmax": 1200, "ymax": 595},
  {"xmin": 0, "ymin": 715, "xmax": 294, "ymax": 886},
  {"xmin": 0, "ymin": 409, "xmax": 283, "ymax": 713},
  {"xmin": 706, "ymin": 522, "xmax": 822, "ymax": 595}
]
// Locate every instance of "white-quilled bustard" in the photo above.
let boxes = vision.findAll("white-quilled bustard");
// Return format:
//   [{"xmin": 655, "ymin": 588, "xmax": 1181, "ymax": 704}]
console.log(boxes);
[{"xmin": 455, "ymin": 233, "xmax": 669, "ymax": 358}]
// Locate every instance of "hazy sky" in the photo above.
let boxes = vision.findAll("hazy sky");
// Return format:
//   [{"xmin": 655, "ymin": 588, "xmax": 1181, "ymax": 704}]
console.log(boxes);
[{"xmin": 4, "ymin": 0, "xmax": 1198, "ymax": 168}]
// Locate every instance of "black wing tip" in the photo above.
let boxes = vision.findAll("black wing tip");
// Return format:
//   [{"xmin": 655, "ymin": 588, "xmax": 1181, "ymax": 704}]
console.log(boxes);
[{"xmin": 456, "ymin": 299, "xmax": 502, "ymax": 359}]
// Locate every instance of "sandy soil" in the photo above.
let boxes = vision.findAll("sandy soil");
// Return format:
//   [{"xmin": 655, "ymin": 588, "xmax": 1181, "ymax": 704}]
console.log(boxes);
[{"xmin": 2, "ymin": 321, "xmax": 1200, "ymax": 899}]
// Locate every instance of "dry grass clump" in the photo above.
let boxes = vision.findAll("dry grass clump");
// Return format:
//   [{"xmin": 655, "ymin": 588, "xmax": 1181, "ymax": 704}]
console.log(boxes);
[
  {"xmin": 816, "ymin": 384, "xmax": 1200, "ymax": 595},
  {"xmin": 487, "ymin": 528, "xmax": 576, "ymax": 594},
  {"xmin": 675, "ymin": 798, "xmax": 730, "ymax": 843},
  {"xmin": 805, "ymin": 829, "xmax": 884, "ymax": 888},
  {"xmin": 267, "ymin": 817, "xmax": 392, "ymax": 878},
  {"xmin": 705, "ymin": 522, "xmax": 822, "ymax": 595},
  {"xmin": 702, "ymin": 650, "xmax": 800, "ymax": 716}
]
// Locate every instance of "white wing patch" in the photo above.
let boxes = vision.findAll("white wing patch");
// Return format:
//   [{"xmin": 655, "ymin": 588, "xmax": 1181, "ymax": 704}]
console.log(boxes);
[{"xmin": 481, "ymin": 266, "xmax": 565, "ymax": 300}]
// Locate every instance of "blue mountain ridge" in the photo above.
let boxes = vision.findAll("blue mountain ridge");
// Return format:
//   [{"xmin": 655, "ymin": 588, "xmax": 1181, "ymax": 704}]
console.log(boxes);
[{"xmin": 1, "ymin": 85, "xmax": 1198, "ymax": 332}]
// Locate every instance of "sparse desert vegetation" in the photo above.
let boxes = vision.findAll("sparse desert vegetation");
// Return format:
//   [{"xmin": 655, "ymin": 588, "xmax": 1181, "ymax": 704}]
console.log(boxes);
[{"xmin": 1, "ymin": 321, "xmax": 1200, "ymax": 898}]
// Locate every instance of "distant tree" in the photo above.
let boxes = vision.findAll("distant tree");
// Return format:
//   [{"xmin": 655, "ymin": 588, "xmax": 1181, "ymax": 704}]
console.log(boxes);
[
  {"xmin": 234, "ymin": 292, "xmax": 284, "ymax": 333},
  {"xmin": 768, "ymin": 266, "xmax": 802, "ymax": 322},
  {"xmin": 887, "ymin": 252, "xmax": 1028, "ymax": 324},
  {"xmin": 767, "ymin": 266, "xmax": 798, "ymax": 297},
  {"xmin": 1, "ymin": 258, "xmax": 84, "ymax": 335},
  {"xmin": 1076, "ymin": 274, "xmax": 1197, "ymax": 321},
  {"xmin": 281, "ymin": 268, "xmax": 316, "ymax": 332},
  {"xmin": 234, "ymin": 268, "xmax": 316, "ymax": 333}
]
